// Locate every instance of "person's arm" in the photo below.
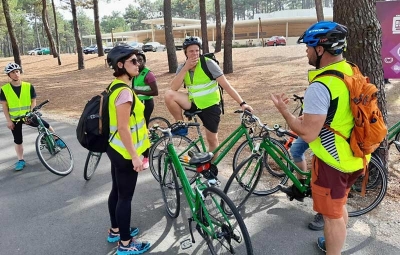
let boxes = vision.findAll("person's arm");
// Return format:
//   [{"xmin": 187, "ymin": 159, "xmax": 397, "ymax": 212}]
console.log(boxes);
[
  {"xmin": 115, "ymin": 89, "xmax": 143, "ymax": 172},
  {"xmin": 133, "ymin": 72, "xmax": 158, "ymax": 96},
  {"xmin": 216, "ymin": 75, "xmax": 253, "ymax": 112},
  {"xmin": 170, "ymin": 64, "xmax": 188, "ymax": 91},
  {"xmin": 1, "ymin": 100, "xmax": 14, "ymax": 130},
  {"xmin": 30, "ymin": 84, "xmax": 36, "ymax": 111}
]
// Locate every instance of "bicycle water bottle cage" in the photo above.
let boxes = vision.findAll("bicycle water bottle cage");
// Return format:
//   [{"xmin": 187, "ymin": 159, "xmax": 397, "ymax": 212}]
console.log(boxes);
[{"xmin": 184, "ymin": 110, "xmax": 202, "ymax": 121}]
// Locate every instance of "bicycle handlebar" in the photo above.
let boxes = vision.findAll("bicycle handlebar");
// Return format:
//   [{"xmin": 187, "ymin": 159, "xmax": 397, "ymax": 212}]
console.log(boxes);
[
  {"xmin": 292, "ymin": 94, "xmax": 304, "ymax": 103},
  {"xmin": 32, "ymin": 99, "xmax": 50, "ymax": 112}
]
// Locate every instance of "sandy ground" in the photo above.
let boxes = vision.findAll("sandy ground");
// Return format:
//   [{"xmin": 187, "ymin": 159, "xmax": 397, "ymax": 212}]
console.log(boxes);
[{"xmin": 0, "ymin": 46, "xmax": 399, "ymax": 242}]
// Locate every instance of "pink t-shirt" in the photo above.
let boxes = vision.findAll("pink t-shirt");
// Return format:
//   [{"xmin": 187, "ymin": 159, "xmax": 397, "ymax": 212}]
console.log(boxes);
[{"xmin": 115, "ymin": 88, "xmax": 133, "ymax": 106}]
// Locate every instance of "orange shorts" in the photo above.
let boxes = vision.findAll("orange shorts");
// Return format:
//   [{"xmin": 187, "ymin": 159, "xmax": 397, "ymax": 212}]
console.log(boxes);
[{"xmin": 311, "ymin": 156, "xmax": 363, "ymax": 219}]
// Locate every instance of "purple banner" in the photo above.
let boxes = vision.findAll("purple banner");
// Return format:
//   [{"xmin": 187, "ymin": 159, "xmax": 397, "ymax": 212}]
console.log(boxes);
[{"xmin": 376, "ymin": 1, "xmax": 400, "ymax": 78}]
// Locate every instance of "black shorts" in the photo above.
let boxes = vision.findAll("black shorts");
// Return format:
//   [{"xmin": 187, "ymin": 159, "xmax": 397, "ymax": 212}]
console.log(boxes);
[{"xmin": 189, "ymin": 103, "xmax": 221, "ymax": 133}]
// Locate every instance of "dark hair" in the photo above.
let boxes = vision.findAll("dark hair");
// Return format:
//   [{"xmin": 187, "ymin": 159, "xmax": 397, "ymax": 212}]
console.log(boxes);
[{"xmin": 112, "ymin": 53, "xmax": 134, "ymax": 77}]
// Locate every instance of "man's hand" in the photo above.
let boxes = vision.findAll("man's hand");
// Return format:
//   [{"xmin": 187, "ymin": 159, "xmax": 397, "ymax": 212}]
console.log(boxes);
[
  {"xmin": 132, "ymin": 156, "xmax": 144, "ymax": 173},
  {"xmin": 241, "ymin": 104, "xmax": 253, "ymax": 112},
  {"xmin": 270, "ymin": 93, "xmax": 290, "ymax": 114},
  {"xmin": 183, "ymin": 57, "xmax": 199, "ymax": 71},
  {"xmin": 7, "ymin": 121, "xmax": 14, "ymax": 130}
]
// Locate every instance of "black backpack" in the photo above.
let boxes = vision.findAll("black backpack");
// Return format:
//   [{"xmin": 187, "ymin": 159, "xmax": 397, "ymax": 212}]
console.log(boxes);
[
  {"xmin": 199, "ymin": 53, "xmax": 225, "ymax": 114},
  {"xmin": 76, "ymin": 83, "xmax": 134, "ymax": 152}
]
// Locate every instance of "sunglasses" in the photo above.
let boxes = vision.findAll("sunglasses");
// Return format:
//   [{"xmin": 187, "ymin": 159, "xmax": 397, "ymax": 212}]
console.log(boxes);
[{"xmin": 126, "ymin": 58, "xmax": 138, "ymax": 65}]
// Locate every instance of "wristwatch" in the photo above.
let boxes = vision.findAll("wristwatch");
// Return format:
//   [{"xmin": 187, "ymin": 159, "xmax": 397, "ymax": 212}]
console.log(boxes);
[{"xmin": 239, "ymin": 101, "xmax": 246, "ymax": 107}]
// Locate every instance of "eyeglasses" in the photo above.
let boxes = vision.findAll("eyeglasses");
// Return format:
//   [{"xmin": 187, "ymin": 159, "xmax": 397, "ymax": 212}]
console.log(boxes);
[{"xmin": 126, "ymin": 58, "xmax": 138, "ymax": 65}]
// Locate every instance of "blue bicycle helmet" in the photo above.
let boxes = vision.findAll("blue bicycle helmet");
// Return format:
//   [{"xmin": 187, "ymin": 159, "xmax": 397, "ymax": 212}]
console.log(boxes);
[
  {"xmin": 182, "ymin": 36, "xmax": 202, "ymax": 50},
  {"xmin": 298, "ymin": 21, "xmax": 347, "ymax": 54}
]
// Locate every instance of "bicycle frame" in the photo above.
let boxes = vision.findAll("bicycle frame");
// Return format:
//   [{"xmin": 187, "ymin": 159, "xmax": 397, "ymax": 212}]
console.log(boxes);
[
  {"xmin": 388, "ymin": 120, "xmax": 400, "ymax": 141},
  {"xmin": 163, "ymin": 141, "xmax": 231, "ymax": 238},
  {"xmin": 29, "ymin": 112, "xmax": 57, "ymax": 155}
]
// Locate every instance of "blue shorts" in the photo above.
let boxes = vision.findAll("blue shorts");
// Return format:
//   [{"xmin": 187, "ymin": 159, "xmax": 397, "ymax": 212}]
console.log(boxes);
[{"xmin": 290, "ymin": 136, "xmax": 309, "ymax": 163}]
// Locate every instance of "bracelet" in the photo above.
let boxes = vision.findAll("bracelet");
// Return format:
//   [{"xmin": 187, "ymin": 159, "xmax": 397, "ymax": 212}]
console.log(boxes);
[{"xmin": 239, "ymin": 101, "xmax": 247, "ymax": 107}]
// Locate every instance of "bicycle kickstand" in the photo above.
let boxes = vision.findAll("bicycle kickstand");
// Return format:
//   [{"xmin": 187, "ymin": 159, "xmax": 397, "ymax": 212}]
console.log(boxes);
[{"xmin": 188, "ymin": 217, "xmax": 196, "ymax": 244}]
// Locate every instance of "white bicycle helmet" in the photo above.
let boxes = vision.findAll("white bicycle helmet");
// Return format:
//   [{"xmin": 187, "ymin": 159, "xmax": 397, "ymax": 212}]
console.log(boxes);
[{"xmin": 4, "ymin": 62, "xmax": 21, "ymax": 74}]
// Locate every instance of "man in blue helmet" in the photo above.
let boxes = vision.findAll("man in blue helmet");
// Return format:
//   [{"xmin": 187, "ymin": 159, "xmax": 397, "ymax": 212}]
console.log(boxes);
[
  {"xmin": 271, "ymin": 21, "xmax": 365, "ymax": 254},
  {"xmin": 165, "ymin": 36, "xmax": 253, "ymax": 153}
]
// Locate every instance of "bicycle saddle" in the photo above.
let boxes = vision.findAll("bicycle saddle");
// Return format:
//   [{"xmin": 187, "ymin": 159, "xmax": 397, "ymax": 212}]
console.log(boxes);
[
  {"xmin": 184, "ymin": 110, "xmax": 202, "ymax": 118},
  {"xmin": 189, "ymin": 152, "xmax": 214, "ymax": 165}
]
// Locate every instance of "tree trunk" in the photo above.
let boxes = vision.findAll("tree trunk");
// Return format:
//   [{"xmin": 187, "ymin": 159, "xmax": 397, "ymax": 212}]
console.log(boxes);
[
  {"xmin": 223, "ymin": 0, "xmax": 234, "ymax": 73},
  {"xmin": 41, "ymin": 0, "xmax": 57, "ymax": 58},
  {"xmin": 199, "ymin": 0, "xmax": 209, "ymax": 53},
  {"xmin": 315, "ymin": 0, "xmax": 324, "ymax": 21},
  {"xmin": 214, "ymin": 0, "xmax": 222, "ymax": 53},
  {"xmin": 163, "ymin": 0, "xmax": 178, "ymax": 73},
  {"xmin": 71, "ymin": 0, "xmax": 85, "ymax": 70},
  {"xmin": 334, "ymin": 0, "xmax": 387, "ymax": 167},
  {"xmin": 51, "ymin": 0, "xmax": 61, "ymax": 65},
  {"xmin": 34, "ymin": 5, "xmax": 41, "ymax": 48},
  {"xmin": 93, "ymin": 0, "xmax": 104, "ymax": 57},
  {"xmin": 2, "ymin": 0, "xmax": 21, "ymax": 67}
]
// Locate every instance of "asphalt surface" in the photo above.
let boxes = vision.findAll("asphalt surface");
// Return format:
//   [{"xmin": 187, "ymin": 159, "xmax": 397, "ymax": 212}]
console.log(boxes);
[{"xmin": 0, "ymin": 108, "xmax": 399, "ymax": 255}]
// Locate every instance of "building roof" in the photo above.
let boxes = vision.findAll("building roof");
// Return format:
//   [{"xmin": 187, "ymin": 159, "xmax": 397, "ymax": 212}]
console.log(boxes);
[{"xmin": 141, "ymin": 17, "xmax": 201, "ymax": 27}]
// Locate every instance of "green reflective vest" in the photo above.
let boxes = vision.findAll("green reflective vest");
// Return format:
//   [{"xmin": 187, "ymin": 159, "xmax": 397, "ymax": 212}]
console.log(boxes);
[
  {"xmin": 108, "ymin": 79, "xmax": 150, "ymax": 159},
  {"xmin": 308, "ymin": 60, "xmax": 370, "ymax": 172},
  {"xmin": 133, "ymin": 67, "xmax": 152, "ymax": 100},
  {"xmin": 1, "ymin": 82, "xmax": 31, "ymax": 121},
  {"xmin": 184, "ymin": 59, "xmax": 220, "ymax": 109}
]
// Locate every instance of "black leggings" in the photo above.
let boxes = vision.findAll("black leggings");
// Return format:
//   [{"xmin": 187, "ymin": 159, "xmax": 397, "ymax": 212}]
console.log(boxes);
[
  {"xmin": 106, "ymin": 146, "xmax": 139, "ymax": 241},
  {"xmin": 12, "ymin": 118, "xmax": 50, "ymax": 145},
  {"xmin": 142, "ymin": 98, "xmax": 154, "ymax": 158}
]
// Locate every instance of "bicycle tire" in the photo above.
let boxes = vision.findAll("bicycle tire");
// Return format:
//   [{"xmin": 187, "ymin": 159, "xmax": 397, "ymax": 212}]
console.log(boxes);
[
  {"xmin": 84, "ymin": 151, "xmax": 102, "ymax": 181},
  {"xmin": 148, "ymin": 117, "xmax": 170, "ymax": 145},
  {"xmin": 149, "ymin": 135, "xmax": 200, "ymax": 183},
  {"xmin": 198, "ymin": 186, "xmax": 253, "ymax": 254},
  {"xmin": 347, "ymin": 155, "xmax": 387, "ymax": 217},
  {"xmin": 224, "ymin": 154, "xmax": 263, "ymax": 211},
  {"xmin": 395, "ymin": 132, "xmax": 400, "ymax": 152},
  {"xmin": 233, "ymin": 137, "xmax": 291, "ymax": 196},
  {"xmin": 158, "ymin": 150, "xmax": 180, "ymax": 218},
  {"xmin": 35, "ymin": 133, "xmax": 74, "ymax": 176}
]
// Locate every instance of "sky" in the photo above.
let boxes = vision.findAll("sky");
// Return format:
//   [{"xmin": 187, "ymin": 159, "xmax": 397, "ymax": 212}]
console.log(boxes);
[{"xmin": 57, "ymin": 0, "xmax": 139, "ymax": 20}]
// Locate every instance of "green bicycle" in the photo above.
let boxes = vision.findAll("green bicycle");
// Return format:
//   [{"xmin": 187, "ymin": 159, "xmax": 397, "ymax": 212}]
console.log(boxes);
[
  {"xmin": 83, "ymin": 116, "xmax": 170, "ymax": 181},
  {"xmin": 17, "ymin": 100, "xmax": 74, "ymax": 176},
  {"xmin": 224, "ymin": 111, "xmax": 387, "ymax": 217},
  {"xmin": 149, "ymin": 110, "xmax": 285, "ymax": 184},
  {"xmin": 156, "ymin": 124, "xmax": 254, "ymax": 254}
]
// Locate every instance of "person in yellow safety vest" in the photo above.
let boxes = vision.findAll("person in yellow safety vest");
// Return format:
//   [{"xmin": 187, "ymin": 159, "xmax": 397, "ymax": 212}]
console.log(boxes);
[
  {"xmin": 165, "ymin": 36, "xmax": 253, "ymax": 153},
  {"xmin": 271, "ymin": 21, "xmax": 365, "ymax": 254},
  {"xmin": 131, "ymin": 49, "xmax": 158, "ymax": 169},
  {"xmin": 0, "ymin": 62, "xmax": 66, "ymax": 171},
  {"xmin": 105, "ymin": 45, "xmax": 151, "ymax": 255}
]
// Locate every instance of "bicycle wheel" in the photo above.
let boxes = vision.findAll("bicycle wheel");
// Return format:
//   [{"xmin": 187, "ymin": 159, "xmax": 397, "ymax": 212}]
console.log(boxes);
[
  {"xmin": 224, "ymin": 154, "xmax": 263, "ymax": 210},
  {"xmin": 84, "ymin": 151, "xmax": 102, "ymax": 181},
  {"xmin": 158, "ymin": 150, "xmax": 180, "ymax": 218},
  {"xmin": 233, "ymin": 137, "xmax": 291, "ymax": 196},
  {"xmin": 395, "ymin": 132, "xmax": 400, "ymax": 152},
  {"xmin": 35, "ymin": 133, "xmax": 74, "ymax": 176},
  {"xmin": 198, "ymin": 187, "xmax": 253, "ymax": 255},
  {"xmin": 149, "ymin": 135, "xmax": 200, "ymax": 183},
  {"xmin": 148, "ymin": 117, "xmax": 170, "ymax": 145},
  {"xmin": 347, "ymin": 155, "xmax": 387, "ymax": 217}
]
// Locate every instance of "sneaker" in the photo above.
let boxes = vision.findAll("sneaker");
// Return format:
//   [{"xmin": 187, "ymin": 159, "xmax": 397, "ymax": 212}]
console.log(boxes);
[
  {"xmin": 15, "ymin": 160, "xmax": 26, "ymax": 171},
  {"xmin": 308, "ymin": 213, "xmax": 324, "ymax": 231},
  {"xmin": 55, "ymin": 139, "xmax": 66, "ymax": 148},
  {"xmin": 317, "ymin": 237, "xmax": 326, "ymax": 252},
  {"xmin": 142, "ymin": 158, "xmax": 149, "ymax": 169},
  {"xmin": 117, "ymin": 238, "xmax": 151, "ymax": 255},
  {"xmin": 278, "ymin": 184, "xmax": 304, "ymax": 202},
  {"xmin": 171, "ymin": 126, "xmax": 188, "ymax": 136},
  {"xmin": 107, "ymin": 227, "xmax": 139, "ymax": 243}
]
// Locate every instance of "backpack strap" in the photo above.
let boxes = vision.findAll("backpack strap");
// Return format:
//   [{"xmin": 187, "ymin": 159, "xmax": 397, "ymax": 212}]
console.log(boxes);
[{"xmin": 200, "ymin": 55, "xmax": 214, "ymax": 81}]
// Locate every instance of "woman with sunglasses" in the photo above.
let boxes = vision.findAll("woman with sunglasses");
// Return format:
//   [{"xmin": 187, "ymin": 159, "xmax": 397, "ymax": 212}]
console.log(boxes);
[
  {"xmin": 105, "ymin": 45, "xmax": 151, "ymax": 255},
  {"xmin": 131, "ymin": 50, "xmax": 158, "ymax": 169}
]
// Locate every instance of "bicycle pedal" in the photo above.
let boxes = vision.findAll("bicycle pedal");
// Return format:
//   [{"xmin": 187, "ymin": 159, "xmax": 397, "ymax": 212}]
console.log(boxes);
[{"xmin": 180, "ymin": 238, "xmax": 192, "ymax": 250}]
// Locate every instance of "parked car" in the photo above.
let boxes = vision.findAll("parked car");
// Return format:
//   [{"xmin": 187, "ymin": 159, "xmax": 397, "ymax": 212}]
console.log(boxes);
[
  {"xmin": 128, "ymin": 42, "xmax": 144, "ymax": 51},
  {"xmin": 142, "ymin": 42, "xmax": 166, "ymax": 52},
  {"xmin": 37, "ymin": 48, "xmax": 50, "ymax": 55},
  {"xmin": 265, "ymin": 36, "xmax": 286, "ymax": 46},
  {"xmin": 83, "ymin": 45, "xmax": 98, "ymax": 54},
  {"xmin": 104, "ymin": 46, "xmax": 113, "ymax": 54},
  {"xmin": 27, "ymin": 47, "xmax": 50, "ymax": 55}
]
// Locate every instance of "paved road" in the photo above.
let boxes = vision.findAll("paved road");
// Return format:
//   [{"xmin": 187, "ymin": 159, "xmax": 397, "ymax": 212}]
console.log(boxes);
[{"xmin": 0, "ymin": 109, "xmax": 399, "ymax": 255}]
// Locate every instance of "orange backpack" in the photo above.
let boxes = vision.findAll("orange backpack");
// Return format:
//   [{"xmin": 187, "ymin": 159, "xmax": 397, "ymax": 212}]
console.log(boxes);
[{"xmin": 314, "ymin": 62, "xmax": 387, "ymax": 160}]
